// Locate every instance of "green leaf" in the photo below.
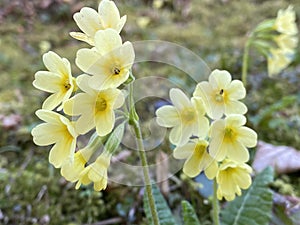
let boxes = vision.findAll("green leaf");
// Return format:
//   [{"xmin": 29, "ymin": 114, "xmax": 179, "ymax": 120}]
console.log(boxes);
[
  {"xmin": 181, "ymin": 200, "xmax": 201, "ymax": 225},
  {"xmin": 144, "ymin": 184, "xmax": 177, "ymax": 225},
  {"xmin": 221, "ymin": 167, "xmax": 274, "ymax": 225}
]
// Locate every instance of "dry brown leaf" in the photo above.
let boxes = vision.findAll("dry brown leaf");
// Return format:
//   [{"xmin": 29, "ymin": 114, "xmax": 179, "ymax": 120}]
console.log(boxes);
[{"xmin": 252, "ymin": 141, "xmax": 300, "ymax": 174}]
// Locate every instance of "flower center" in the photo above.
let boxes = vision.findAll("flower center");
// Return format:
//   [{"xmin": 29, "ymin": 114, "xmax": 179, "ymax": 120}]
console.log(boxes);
[
  {"xmin": 112, "ymin": 67, "xmax": 121, "ymax": 75},
  {"xmin": 224, "ymin": 127, "xmax": 235, "ymax": 140},
  {"xmin": 215, "ymin": 89, "xmax": 224, "ymax": 102},
  {"xmin": 63, "ymin": 79, "xmax": 71, "ymax": 90},
  {"xmin": 96, "ymin": 97, "xmax": 107, "ymax": 111},
  {"xmin": 181, "ymin": 109, "xmax": 195, "ymax": 123}
]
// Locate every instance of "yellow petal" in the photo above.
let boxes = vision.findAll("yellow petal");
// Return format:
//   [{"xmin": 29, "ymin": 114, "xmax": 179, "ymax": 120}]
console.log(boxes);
[
  {"xmin": 63, "ymin": 93, "xmax": 94, "ymax": 116},
  {"xmin": 42, "ymin": 92, "xmax": 65, "ymax": 111},
  {"xmin": 156, "ymin": 105, "xmax": 179, "ymax": 128},
  {"xmin": 43, "ymin": 51, "xmax": 70, "ymax": 76},
  {"xmin": 225, "ymin": 114, "xmax": 246, "ymax": 127},
  {"xmin": 209, "ymin": 69, "xmax": 231, "ymax": 90},
  {"xmin": 61, "ymin": 152, "xmax": 86, "ymax": 182},
  {"xmin": 226, "ymin": 80, "xmax": 246, "ymax": 100},
  {"xmin": 33, "ymin": 71, "xmax": 61, "ymax": 93},
  {"xmin": 170, "ymin": 88, "xmax": 191, "ymax": 110},
  {"xmin": 119, "ymin": 41, "xmax": 135, "ymax": 67},
  {"xmin": 49, "ymin": 138, "xmax": 76, "ymax": 168},
  {"xmin": 32, "ymin": 123, "xmax": 63, "ymax": 146},
  {"xmin": 226, "ymin": 141, "xmax": 249, "ymax": 162},
  {"xmin": 35, "ymin": 109, "xmax": 61, "ymax": 124},
  {"xmin": 204, "ymin": 160, "xmax": 218, "ymax": 179},
  {"xmin": 116, "ymin": 15, "xmax": 127, "ymax": 33},
  {"xmin": 95, "ymin": 110, "xmax": 114, "ymax": 136},
  {"xmin": 69, "ymin": 32, "xmax": 94, "ymax": 45},
  {"xmin": 94, "ymin": 29, "xmax": 122, "ymax": 55},
  {"xmin": 76, "ymin": 48, "xmax": 101, "ymax": 75},
  {"xmin": 73, "ymin": 7, "xmax": 102, "ymax": 38},
  {"xmin": 173, "ymin": 143, "xmax": 195, "ymax": 159},
  {"xmin": 236, "ymin": 127, "xmax": 257, "ymax": 148},
  {"xmin": 75, "ymin": 112, "xmax": 96, "ymax": 135},
  {"xmin": 76, "ymin": 74, "xmax": 95, "ymax": 95},
  {"xmin": 224, "ymin": 100, "xmax": 247, "ymax": 115},
  {"xmin": 98, "ymin": 0, "xmax": 121, "ymax": 29}
]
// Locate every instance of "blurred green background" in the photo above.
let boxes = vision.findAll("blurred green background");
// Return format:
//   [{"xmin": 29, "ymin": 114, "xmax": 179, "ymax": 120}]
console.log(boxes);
[{"xmin": 0, "ymin": 0, "xmax": 299, "ymax": 224}]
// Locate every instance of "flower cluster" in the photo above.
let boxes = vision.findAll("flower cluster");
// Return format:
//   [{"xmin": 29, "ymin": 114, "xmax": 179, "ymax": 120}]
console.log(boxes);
[
  {"xmin": 32, "ymin": 0, "xmax": 133, "ymax": 191},
  {"xmin": 156, "ymin": 69, "xmax": 257, "ymax": 201},
  {"xmin": 252, "ymin": 5, "xmax": 298, "ymax": 77}
]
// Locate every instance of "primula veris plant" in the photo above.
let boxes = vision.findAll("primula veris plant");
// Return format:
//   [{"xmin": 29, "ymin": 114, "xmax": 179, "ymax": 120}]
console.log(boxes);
[
  {"xmin": 242, "ymin": 5, "xmax": 298, "ymax": 84},
  {"xmin": 156, "ymin": 69, "xmax": 257, "ymax": 203},
  {"xmin": 30, "ymin": 1, "xmax": 286, "ymax": 224}
]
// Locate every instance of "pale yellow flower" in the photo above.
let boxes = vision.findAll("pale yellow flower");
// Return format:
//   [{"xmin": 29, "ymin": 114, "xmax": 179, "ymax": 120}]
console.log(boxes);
[
  {"xmin": 274, "ymin": 5, "xmax": 298, "ymax": 36},
  {"xmin": 33, "ymin": 51, "xmax": 76, "ymax": 111},
  {"xmin": 76, "ymin": 29, "xmax": 135, "ymax": 90},
  {"xmin": 275, "ymin": 34, "xmax": 298, "ymax": 52},
  {"xmin": 156, "ymin": 88, "xmax": 209, "ymax": 146},
  {"xmin": 70, "ymin": 0, "xmax": 127, "ymax": 45},
  {"xmin": 209, "ymin": 114, "xmax": 257, "ymax": 163},
  {"xmin": 173, "ymin": 139, "xmax": 218, "ymax": 179},
  {"xmin": 61, "ymin": 146, "xmax": 95, "ymax": 182},
  {"xmin": 75, "ymin": 152, "xmax": 111, "ymax": 191},
  {"xmin": 64, "ymin": 74, "xmax": 125, "ymax": 136},
  {"xmin": 267, "ymin": 48, "xmax": 293, "ymax": 77},
  {"xmin": 31, "ymin": 109, "xmax": 77, "ymax": 168},
  {"xmin": 193, "ymin": 69, "xmax": 247, "ymax": 120},
  {"xmin": 216, "ymin": 159, "xmax": 252, "ymax": 201}
]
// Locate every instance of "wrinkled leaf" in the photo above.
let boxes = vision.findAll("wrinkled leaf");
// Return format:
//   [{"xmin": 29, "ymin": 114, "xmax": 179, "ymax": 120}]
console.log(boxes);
[
  {"xmin": 221, "ymin": 167, "xmax": 274, "ymax": 225},
  {"xmin": 144, "ymin": 184, "xmax": 177, "ymax": 225},
  {"xmin": 252, "ymin": 141, "xmax": 300, "ymax": 174},
  {"xmin": 181, "ymin": 200, "xmax": 201, "ymax": 225}
]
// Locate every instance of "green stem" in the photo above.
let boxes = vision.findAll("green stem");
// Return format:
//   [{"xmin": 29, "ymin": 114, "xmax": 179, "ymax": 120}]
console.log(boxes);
[
  {"xmin": 128, "ymin": 82, "xmax": 160, "ymax": 225},
  {"xmin": 212, "ymin": 179, "xmax": 220, "ymax": 225},
  {"xmin": 241, "ymin": 39, "xmax": 251, "ymax": 87}
]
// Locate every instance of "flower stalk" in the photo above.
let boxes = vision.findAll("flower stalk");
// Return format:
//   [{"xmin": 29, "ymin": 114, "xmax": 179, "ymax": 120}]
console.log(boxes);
[
  {"xmin": 129, "ymin": 82, "xmax": 160, "ymax": 225},
  {"xmin": 212, "ymin": 179, "xmax": 220, "ymax": 225}
]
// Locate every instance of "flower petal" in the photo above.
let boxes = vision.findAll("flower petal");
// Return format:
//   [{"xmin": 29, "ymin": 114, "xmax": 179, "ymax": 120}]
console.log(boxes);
[
  {"xmin": 226, "ymin": 80, "xmax": 246, "ymax": 100},
  {"xmin": 95, "ymin": 111, "xmax": 114, "ymax": 136},
  {"xmin": 98, "ymin": 0, "xmax": 120, "ymax": 29},
  {"xmin": 170, "ymin": 88, "xmax": 191, "ymax": 110},
  {"xmin": 76, "ymin": 48, "xmax": 101, "ymax": 75},
  {"xmin": 173, "ymin": 143, "xmax": 195, "ymax": 159},
  {"xmin": 209, "ymin": 69, "xmax": 232, "ymax": 89},
  {"xmin": 156, "ymin": 105, "xmax": 179, "ymax": 128},
  {"xmin": 94, "ymin": 29, "xmax": 122, "ymax": 55},
  {"xmin": 237, "ymin": 127, "xmax": 257, "ymax": 148},
  {"xmin": 43, "ymin": 51, "xmax": 70, "ymax": 76},
  {"xmin": 224, "ymin": 100, "xmax": 247, "ymax": 115},
  {"xmin": 49, "ymin": 138, "xmax": 76, "ymax": 168},
  {"xmin": 73, "ymin": 7, "xmax": 102, "ymax": 38},
  {"xmin": 227, "ymin": 141, "xmax": 249, "ymax": 162},
  {"xmin": 33, "ymin": 71, "xmax": 61, "ymax": 93}
]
